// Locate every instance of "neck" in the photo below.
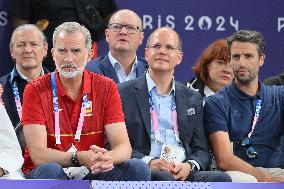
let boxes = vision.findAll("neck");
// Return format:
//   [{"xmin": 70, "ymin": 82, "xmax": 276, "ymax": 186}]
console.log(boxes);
[
  {"xmin": 58, "ymin": 73, "xmax": 83, "ymax": 101},
  {"xmin": 16, "ymin": 66, "xmax": 42, "ymax": 81},
  {"xmin": 206, "ymin": 82, "xmax": 221, "ymax": 93},
  {"xmin": 110, "ymin": 51, "xmax": 136, "ymax": 75},
  {"xmin": 235, "ymin": 78, "xmax": 259, "ymax": 96},
  {"xmin": 149, "ymin": 69, "xmax": 173, "ymax": 95}
]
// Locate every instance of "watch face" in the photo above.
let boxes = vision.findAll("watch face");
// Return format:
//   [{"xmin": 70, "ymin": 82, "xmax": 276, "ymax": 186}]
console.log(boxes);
[{"xmin": 71, "ymin": 152, "xmax": 80, "ymax": 167}]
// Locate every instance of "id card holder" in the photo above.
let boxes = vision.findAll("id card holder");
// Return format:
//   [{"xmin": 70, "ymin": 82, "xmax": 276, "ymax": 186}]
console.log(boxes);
[
  {"xmin": 63, "ymin": 144, "xmax": 89, "ymax": 180},
  {"xmin": 230, "ymin": 142, "xmax": 234, "ymax": 154},
  {"xmin": 160, "ymin": 144, "xmax": 186, "ymax": 163}
]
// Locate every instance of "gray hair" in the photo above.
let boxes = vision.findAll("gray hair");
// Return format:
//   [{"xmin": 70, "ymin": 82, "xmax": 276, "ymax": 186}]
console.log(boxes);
[
  {"xmin": 227, "ymin": 30, "xmax": 265, "ymax": 56},
  {"xmin": 10, "ymin": 24, "xmax": 47, "ymax": 48},
  {"xmin": 53, "ymin": 22, "xmax": 92, "ymax": 49},
  {"xmin": 146, "ymin": 27, "xmax": 183, "ymax": 51}
]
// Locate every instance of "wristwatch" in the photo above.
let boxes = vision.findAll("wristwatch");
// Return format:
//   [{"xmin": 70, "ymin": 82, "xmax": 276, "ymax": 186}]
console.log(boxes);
[
  {"xmin": 186, "ymin": 160, "xmax": 197, "ymax": 173},
  {"xmin": 71, "ymin": 152, "xmax": 80, "ymax": 167}
]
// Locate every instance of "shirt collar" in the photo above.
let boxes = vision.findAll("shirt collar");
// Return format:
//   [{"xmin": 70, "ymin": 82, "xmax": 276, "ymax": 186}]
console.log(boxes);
[
  {"xmin": 229, "ymin": 81, "xmax": 264, "ymax": 100},
  {"xmin": 108, "ymin": 51, "xmax": 138, "ymax": 72},
  {"xmin": 145, "ymin": 72, "xmax": 175, "ymax": 95},
  {"xmin": 204, "ymin": 85, "xmax": 215, "ymax": 97},
  {"xmin": 11, "ymin": 67, "xmax": 45, "ymax": 84}
]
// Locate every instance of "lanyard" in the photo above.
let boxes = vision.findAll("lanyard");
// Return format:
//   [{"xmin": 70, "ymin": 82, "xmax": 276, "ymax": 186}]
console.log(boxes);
[
  {"xmin": 51, "ymin": 72, "xmax": 88, "ymax": 145},
  {"xmin": 148, "ymin": 90, "xmax": 180, "ymax": 143},
  {"xmin": 10, "ymin": 69, "xmax": 22, "ymax": 119},
  {"xmin": 248, "ymin": 99, "xmax": 262, "ymax": 138}
]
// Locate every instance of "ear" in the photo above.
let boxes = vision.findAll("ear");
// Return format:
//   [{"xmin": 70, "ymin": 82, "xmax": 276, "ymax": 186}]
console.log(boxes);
[
  {"xmin": 51, "ymin": 48, "xmax": 56, "ymax": 62},
  {"xmin": 105, "ymin": 29, "xmax": 110, "ymax": 43},
  {"xmin": 43, "ymin": 42, "xmax": 48, "ymax": 57},
  {"xmin": 10, "ymin": 47, "xmax": 15, "ymax": 59},
  {"xmin": 87, "ymin": 49, "xmax": 94, "ymax": 62},
  {"xmin": 176, "ymin": 51, "xmax": 183, "ymax": 65},
  {"xmin": 144, "ymin": 48, "xmax": 149, "ymax": 61},
  {"xmin": 259, "ymin": 54, "xmax": 265, "ymax": 67},
  {"xmin": 139, "ymin": 32, "xmax": 144, "ymax": 45}
]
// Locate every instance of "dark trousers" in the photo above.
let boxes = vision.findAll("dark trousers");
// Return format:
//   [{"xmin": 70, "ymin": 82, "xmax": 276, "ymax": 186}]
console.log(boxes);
[
  {"xmin": 26, "ymin": 159, "xmax": 151, "ymax": 181},
  {"xmin": 151, "ymin": 170, "xmax": 232, "ymax": 182}
]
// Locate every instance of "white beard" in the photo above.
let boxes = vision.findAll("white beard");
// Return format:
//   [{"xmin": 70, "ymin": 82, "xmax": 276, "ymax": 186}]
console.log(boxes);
[{"xmin": 56, "ymin": 62, "xmax": 86, "ymax": 79}]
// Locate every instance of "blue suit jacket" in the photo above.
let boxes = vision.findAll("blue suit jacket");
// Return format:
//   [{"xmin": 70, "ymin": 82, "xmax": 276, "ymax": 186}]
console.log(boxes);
[
  {"xmin": 118, "ymin": 74, "xmax": 210, "ymax": 170},
  {"xmin": 86, "ymin": 55, "xmax": 148, "ymax": 83}
]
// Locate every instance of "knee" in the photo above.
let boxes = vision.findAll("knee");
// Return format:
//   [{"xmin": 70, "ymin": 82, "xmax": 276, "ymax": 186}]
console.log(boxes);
[
  {"xmin": 226, "ymin": 171, "xmax": 258, "ymax": 182},
  {"xmin": 211, "ymin": 171, "xmax": 232, "ymax": 182},
  {"xmin": 30, "ymin": 163, "xmax": 67, "ymax": 179},
  {"xmin": 123, "ymin": 159, "xmax": 151, "ymax": 181}
]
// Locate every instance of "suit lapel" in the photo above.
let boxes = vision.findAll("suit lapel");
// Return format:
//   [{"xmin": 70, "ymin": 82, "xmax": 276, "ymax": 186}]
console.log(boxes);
[
  {"xmin": 134, "ymin": 75, "xmax": 151, "ymax": 139},
  {"xmin": 175, "ymin": 83, "xmax": 188, "ymax": 138},
  {"xmin": 102, "ymin": 56, "xmax": 120, "ymax": 83}
]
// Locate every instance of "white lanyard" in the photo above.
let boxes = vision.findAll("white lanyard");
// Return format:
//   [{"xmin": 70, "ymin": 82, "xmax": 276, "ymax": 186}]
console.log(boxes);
[
  {"xmin": 51, "ymin": 72, "xmax": 88, "ymax": 144},
  {"xmin": 148, "ymin": 91, "xmax": 180, "ymax": 143}
]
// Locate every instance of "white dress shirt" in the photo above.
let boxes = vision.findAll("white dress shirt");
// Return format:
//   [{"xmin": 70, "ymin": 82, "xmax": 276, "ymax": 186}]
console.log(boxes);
[{"xmin": 0, "ymin": 104, "xmax": 24, "ymax": 179}]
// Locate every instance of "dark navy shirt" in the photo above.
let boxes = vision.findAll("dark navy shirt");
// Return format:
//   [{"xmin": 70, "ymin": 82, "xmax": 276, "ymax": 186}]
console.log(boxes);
[{"xmin": 204, "ymin": 82, "xmax": 284, "ymax": 168}]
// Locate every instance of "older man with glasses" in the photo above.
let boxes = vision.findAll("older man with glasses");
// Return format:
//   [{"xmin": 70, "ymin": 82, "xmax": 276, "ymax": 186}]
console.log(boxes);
[{"xmin": 86, "ymin": 9, "xmax": 148, "ymax": 83}]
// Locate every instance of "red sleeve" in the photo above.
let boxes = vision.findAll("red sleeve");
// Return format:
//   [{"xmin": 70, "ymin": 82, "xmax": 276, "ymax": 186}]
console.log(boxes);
[
  {"xmin": 103, "ymin": 81, "xmax": 125, "ymax": 126},
  {"xmin": 21, "ymin": 83, "xmax": 46, "ymax": 126}
]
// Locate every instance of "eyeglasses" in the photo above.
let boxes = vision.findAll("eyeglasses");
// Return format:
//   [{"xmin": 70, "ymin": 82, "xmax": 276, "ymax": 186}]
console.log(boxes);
[
  {"xmin": 108, "ymin": 23, "xmax": 141, "ymax": 34},
  {"xmin": 148, "ymin": 44, "xmax": 180, "ymax": 54},
  {"xmin": 236, "ymin": 137, "xmax": 258, "ymax": 159}
]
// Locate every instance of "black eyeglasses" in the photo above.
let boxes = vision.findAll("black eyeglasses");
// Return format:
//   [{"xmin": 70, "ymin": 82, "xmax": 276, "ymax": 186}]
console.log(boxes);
[
  {"xmin": 236, "ymin": 137, "xmax": 258, "ymax": 159},
  {"xmin": 108, "ymin": 23, "xmax": 141, "ymax": 34},
  {"xmin": 148, "ymin": 44, "xmax": 181, "ymax": 54}
]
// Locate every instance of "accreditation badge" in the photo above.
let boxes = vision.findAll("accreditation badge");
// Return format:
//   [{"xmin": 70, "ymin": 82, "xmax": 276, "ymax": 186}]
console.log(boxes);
[
  {"xmin": 63, "ymin": 144, "xmax": 89, "ymax": 180},
  {"xmin": 160, "ymin": 144, "xmax": 186, "ymax": 163}
]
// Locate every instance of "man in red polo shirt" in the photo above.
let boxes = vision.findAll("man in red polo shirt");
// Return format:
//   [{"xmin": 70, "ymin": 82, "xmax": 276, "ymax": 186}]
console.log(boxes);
[{"xmin": 21, "ymin": 22, "xmax": 150, "ymax": 181}]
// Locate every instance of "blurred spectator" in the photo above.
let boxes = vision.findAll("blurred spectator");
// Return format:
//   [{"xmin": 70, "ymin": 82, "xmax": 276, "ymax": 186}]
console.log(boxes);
[
  {"xmin": 0, "ymin": 24, "xmax": 49, "ymax": 151},
  {"xmin": 86, "ymin": 9, "xmax": 148, "ymax": 84},
  {"xmin": 11, "ymin": 0, "xmax": 117, "ymax": 72},
  {"xmin": 185, "ymin": 39, "xmax": 233, "ymax": 99},
  {"xmin": 264, "ymin": 71, "xmax": 284, "ymax": 86},
  {"xmin": 0, "ymin": 103, "xmax": 24, "ymax": 179}
]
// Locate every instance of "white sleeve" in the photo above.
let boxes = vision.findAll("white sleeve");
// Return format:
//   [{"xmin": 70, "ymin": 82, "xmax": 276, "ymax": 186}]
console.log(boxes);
[{"xmin": 0, "ymin": 104, "xmax": 24, "ymax": 175}]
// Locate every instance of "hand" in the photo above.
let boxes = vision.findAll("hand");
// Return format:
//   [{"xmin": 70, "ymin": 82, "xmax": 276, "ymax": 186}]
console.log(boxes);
[
  {"xmin": 89, "ymin": 145, "xmax": 114, "ymax": 174},
  {"xmin": 149, "ymin": 158, "xmax": 175, "ymax": 172},
  {"xmin": 0, "ymin": 168, "xmax": 4, "ymax": 177},
  {"xmin": 172, "ymin": 163, "xmax": 191, "ymax": 181}
]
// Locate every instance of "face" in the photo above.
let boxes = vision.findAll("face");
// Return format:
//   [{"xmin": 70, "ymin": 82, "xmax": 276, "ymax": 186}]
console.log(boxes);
[
  {"xmin": 206, "ymin": 59, "xmax": 233, "ymax": 91},
  {"xmin": 105, "ymin": 10, "xmax": 144, "ymax": 54},
  {"xmin": 10, "ymin": 29, "xmax": 47, "ymax": 71},
  {"xmin": 51, "ymin": 30, "xmax": 93, "ymax": 79},
  {"xmin": 145, "ymin": 29, "xmax": 183, "ymax": 73},
  {"xmin": 230, "ymin": 41, "xmax": 264, "ymax": 84}
]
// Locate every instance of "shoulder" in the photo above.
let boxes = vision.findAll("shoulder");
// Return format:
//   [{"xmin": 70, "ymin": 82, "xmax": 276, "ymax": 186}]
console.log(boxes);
[
  {"xmin": 0, "ymin": 73, "xmax": 11, "ymax": 86},
  {"xmin": 86, "ymin": 56, "xmax": 108, "ymax": 72},
  {"xmin": 176, "ymin": 81, "xmax": 201, "ymax": 98},
  {"xmin": 118, "ymin": 77, "xmax": 142, "ymax": 92},
  {"xmin": 137, "ymin": 57, "xmax": 148, "ymax": 67},
  {"xmin": 88, "ymin": 70, "xmax": 116, "ymax": 89},
  {"xmin": 27, "ymin": 73, "xmax": 51, "ymax": 92}
]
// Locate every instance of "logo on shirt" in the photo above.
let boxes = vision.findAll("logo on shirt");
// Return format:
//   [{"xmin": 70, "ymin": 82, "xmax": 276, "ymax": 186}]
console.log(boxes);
[
  {"xmin": 187, "ymin": 108, "xmax": 196, "ymax": 116},
  {"xmin": 85, "ymin": 101, "xmax": 93, "ymax": 116}
]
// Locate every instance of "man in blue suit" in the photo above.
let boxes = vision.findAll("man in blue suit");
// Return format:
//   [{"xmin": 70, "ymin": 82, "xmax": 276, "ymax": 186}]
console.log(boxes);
[
  {"xmin": 118, "ymin": 27, "xmax": 231, "ymax": 181},
  {"xmin": 86, "ymin": 9, "xmax": 147, "ymax": 83}
]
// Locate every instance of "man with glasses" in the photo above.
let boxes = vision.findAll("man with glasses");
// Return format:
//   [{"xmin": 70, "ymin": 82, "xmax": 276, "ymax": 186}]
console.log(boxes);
[
  {"xmin": 204, "ymin": 30, "xmax": 284, "ymax": 182},
  {"xmin": 86, "ymin": 9, "xmax": 148, "ymax": 83},
  {"xmin": 118, "ymin": 27, "xmax": 231, "ymax": 182}
]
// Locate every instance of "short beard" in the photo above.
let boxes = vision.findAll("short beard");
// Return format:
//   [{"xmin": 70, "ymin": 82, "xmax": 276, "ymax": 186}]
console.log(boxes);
[{"xmin": 57, "ymin": 63, "xmax": 86, "ymax": 79}]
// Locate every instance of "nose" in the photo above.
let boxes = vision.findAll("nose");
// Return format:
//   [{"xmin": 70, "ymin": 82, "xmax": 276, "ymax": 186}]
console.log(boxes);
[
  {"xmin": 119, "ymin": 26, "xmax": 128, "ymax": 34},
  {"xmin": 23, "ymin": 44, "xmax": 32, "ymax": 53},
  {"xmin": 63, "ymin": 51, "xmax": 74, "ymax": 62}
]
